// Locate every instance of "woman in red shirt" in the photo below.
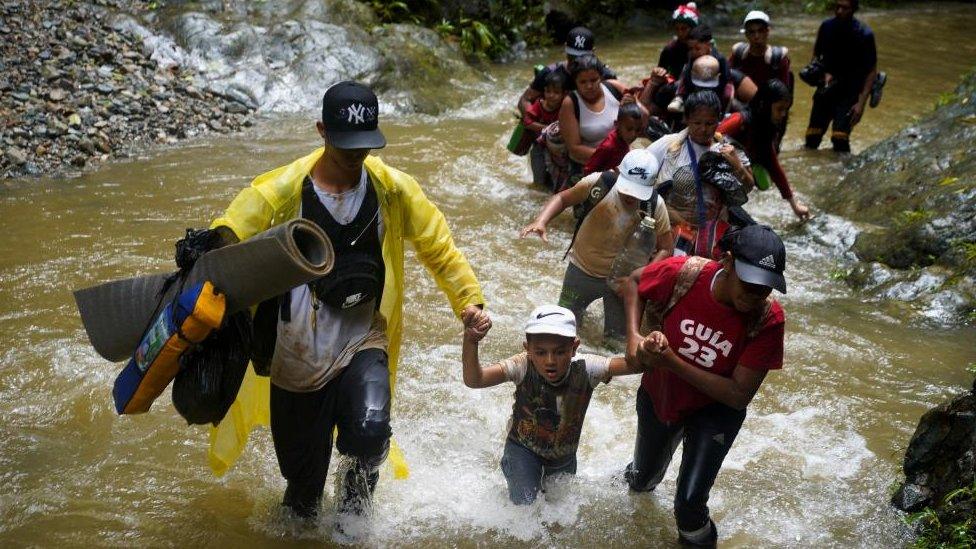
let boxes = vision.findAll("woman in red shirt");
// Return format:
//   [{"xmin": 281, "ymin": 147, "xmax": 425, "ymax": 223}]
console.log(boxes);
[
  {"xmin": 718, "ymin": 79, "xmax": 811, "ymax": 220},
  {"xmin": 619, "ymin": 224, "xmax": 788, "ymax": 547}
]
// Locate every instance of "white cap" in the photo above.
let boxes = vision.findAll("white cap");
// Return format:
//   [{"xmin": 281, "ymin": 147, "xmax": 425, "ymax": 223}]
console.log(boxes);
[
  {"xmin": 524, "ymin": 305, "xmax": 577, "ymax": 338},
  {"xmin": 615, "ymin": 149, "xmax": 660, "ymax": 201},
  {"xmin": 741, "ymin": 10, "xmax": 770, "ymax": 32},
  {"xmin": 690, "ymin": 74, "xmax": 720, "ymax": 88}
]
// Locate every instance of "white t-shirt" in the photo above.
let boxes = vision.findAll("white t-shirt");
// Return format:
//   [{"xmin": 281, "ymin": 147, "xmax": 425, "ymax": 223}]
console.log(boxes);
[
  {"xmin": 270, "ymin": 169, "xmax": 388, "ymax": 393},
  {"xmin": 645, "ymin": 131, "xmax": 750, "ymax": 185}
]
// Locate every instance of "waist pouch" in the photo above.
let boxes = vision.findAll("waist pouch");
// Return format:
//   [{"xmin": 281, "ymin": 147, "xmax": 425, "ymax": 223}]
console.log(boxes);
[{"xmin": 311, "ymin": 251, "xmax": 383, "ymax": 310}]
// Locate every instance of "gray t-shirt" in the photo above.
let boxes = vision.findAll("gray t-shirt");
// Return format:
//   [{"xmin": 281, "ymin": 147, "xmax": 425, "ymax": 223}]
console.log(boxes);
[{"xmin": 270, "ymin": 169, "xmax": 388, "ymax": 392}]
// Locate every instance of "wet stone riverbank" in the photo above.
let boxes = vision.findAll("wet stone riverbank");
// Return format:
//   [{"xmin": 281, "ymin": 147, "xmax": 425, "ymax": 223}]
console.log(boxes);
[{"xmin": 0, "ymin": 0, "xmax": 255, "ymax": 179}]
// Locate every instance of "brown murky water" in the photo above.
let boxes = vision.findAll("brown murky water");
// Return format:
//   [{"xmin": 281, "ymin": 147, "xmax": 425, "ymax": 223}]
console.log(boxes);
[{"xmin": 1, "ymin": 4, "xmax": 975, "ymax": 547}]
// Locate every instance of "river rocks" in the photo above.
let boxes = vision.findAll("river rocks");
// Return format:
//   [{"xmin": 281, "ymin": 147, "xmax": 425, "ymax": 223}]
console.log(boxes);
[
  {"xmin": 819, "ymin": 71, "xmax": 976, "ymax": 326},
  {"xmin": 892, "ymin": 384, "xmax": 976, "ymax": 540},
  {"xmin": 0, "ymin": 0, "xmax": 255, "ymax": 179}
]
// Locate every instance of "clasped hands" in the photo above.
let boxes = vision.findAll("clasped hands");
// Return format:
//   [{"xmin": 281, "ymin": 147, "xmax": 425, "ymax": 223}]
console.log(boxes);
[
  {"xmin": 461, "ymin": 305, "xmax": 492, "ymax": 343},
  {"xmin": 626, "ymin": 330, "xmax": 671, "ymax": 370}
]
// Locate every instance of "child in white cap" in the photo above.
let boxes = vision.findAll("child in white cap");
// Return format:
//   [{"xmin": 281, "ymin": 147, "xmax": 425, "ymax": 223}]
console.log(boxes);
[{"xmin": 460, "ymin": 304, "xmax": 652, "ymax": 504}]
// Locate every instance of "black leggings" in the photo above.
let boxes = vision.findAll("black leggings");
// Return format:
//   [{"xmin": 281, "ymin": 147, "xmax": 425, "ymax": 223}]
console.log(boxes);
[
  {"xmin": 270, "ymin": 348, "xmax": 391, "ymax": 517},
  {"xmin": 625, "ymin": 388, "xmax": 746, "ymax": 542}
]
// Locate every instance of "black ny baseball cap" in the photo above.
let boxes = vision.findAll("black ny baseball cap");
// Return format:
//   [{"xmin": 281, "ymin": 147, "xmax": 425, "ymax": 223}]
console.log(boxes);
[
  {"xmin": 320, "ymin": 81, "xmax": 386, "ymax": 150},
  {"xmin": 722, "ymin": 224, "xmax": 787, "ymax": 293},
  {"xmin": 565, "ymin": 27, "xmax": 595, "ymax": 56}
]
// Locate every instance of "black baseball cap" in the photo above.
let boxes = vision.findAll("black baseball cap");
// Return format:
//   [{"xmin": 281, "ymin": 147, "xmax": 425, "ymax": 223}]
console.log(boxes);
[
  {"xmin": 565, "ymin": 27, "xmax": 595, "ymax": 56},
  {"xmin": 722, "ymin": 224, "xmax": 787, "ymax": 293},
  {"xmin": 320, "ymin": 81, "xmax": 386, "ymax": 150}
]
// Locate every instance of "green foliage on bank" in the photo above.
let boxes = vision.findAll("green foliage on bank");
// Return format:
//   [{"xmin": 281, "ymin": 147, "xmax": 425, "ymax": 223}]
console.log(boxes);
[
  {"xmin": 364, "ymin": 0, "xmax": 550, "ymax": 59},
  {"xmin": 903, "ymin": 481, "xmax": 976, "ymax": 548}
]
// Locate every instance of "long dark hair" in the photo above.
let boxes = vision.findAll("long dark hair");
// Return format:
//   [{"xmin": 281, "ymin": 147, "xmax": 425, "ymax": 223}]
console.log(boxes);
[
  {"xmin": 748, "ymin": 79, "xmax": 792, "ymax": 148},
  {"xmin": 569, "ymin": 54, "xmax": 604, "ymax": 83}
]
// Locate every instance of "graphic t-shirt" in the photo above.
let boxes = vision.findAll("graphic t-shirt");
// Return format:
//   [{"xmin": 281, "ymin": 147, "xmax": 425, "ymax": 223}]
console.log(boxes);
[
  {"xmin": 637, "ymin": 256, "xmax": 785, "ymax": 422},
  {"xmin": 500, "ymin": 352, "xmax": 610, "ymax": 462}
]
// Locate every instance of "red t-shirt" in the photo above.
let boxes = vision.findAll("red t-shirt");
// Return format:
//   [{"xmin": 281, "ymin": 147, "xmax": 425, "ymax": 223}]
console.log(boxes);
[
  {"xmin": 638, "ymin": 256, "xmax": 785, "ymax": 423},
  {"xmin": 583, "ymin": 129, "xmax": 629, "ymax": 175},
  {"xmin": 523, "ymin": 99, "xmax": 560, "ymax": 130}
]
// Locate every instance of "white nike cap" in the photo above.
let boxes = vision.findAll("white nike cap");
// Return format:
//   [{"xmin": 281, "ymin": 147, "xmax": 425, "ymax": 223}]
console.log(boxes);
[{"xmin": 524, "ymin": 304, "xmax": 577, "ymax": 338}]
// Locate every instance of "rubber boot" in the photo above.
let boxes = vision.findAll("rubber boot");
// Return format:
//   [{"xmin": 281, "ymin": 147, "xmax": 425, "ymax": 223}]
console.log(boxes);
[
  {"xmin": 869, "ymin": 71, "xmax": 887, "ymax": 108},
  {"xmin": 678, "ymin": 519, "xmax": 718, "ymax": 548},
  {"xmin": 332, "ymin": 453, "xmax": 383, "ymax": 541}
]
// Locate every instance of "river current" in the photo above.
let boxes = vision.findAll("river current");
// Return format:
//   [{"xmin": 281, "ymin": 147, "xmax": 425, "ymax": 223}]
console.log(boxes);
[{"xmin": 1, "ymin": 4, "xmax": 975, "ymax": 547}]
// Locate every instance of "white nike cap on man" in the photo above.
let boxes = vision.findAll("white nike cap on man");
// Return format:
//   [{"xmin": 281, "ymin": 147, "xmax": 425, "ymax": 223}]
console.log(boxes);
[
  {"xmin": 615, "ymin": 149, "xmax": 660, "ymax": 201},
  {"xmin": 525, "ymin": 304, "xmax": 577, "ymax": 338}
]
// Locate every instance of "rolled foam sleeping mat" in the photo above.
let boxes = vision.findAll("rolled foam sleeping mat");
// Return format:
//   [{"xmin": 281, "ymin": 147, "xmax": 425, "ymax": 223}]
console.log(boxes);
[{"xmin": 75, "ymin": 219, "xmax": 334, "ymax": 362}]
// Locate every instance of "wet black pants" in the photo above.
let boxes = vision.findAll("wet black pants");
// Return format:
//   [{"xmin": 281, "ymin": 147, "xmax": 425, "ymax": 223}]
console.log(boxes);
[
  {"xmin": 625, "ymin": 388, "xmax": 746, "ymax": 544},
  {"xmin": 270, "ymin": 348, "xmax": 391, "ymax": 517},
  {"xmin": 805, "ymin": 88, "xmax": 858, "ymax": 152}
]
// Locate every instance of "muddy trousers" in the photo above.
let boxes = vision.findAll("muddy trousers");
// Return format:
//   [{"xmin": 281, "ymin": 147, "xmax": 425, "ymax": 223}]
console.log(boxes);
[
  {"xmin": 500, "ymin": 439, "xmax": 577, "ymax": 505},
  {"xmin": 625, "ymin": 389, "xmax": 746, "ymax": 546},
  {"xmin": 270, "ymin": 348, "xmax": 391, "ymax": 518},
  {"xmin": 558, "ymin": 262, "xmax": 625, "ymax": 341},
  {"xmin": 805, "ymin": 89, "xmax": 858, "ymax": 152}
]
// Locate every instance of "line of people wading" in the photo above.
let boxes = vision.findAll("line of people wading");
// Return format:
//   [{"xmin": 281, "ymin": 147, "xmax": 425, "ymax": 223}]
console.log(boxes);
[{"xmin": 195, "ymin": 2, "xmax": 883, "ymax": 546}]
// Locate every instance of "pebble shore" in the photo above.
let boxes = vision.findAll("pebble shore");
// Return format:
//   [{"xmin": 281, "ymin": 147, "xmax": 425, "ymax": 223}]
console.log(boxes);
[{"xmin": 0, "ymin": 0, "xmax": 255, "ymax": 179}]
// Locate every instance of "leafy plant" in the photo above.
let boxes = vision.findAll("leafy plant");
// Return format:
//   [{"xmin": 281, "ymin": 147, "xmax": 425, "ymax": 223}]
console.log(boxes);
[{"xmin": 903, "ymin": 481, "xmax": 976, "ymax": 548}]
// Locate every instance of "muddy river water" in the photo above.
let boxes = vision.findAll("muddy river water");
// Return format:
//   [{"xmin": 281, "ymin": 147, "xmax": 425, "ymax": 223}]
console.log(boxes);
[{"xmin": 1, "ymin": 4, "xmax": 975, "ymax": 547}]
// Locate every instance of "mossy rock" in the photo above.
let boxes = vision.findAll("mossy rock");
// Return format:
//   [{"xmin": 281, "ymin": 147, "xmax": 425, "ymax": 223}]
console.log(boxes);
[{"xmin": 371, "ymin": 24, "xmax": 487, "ymax": 114}]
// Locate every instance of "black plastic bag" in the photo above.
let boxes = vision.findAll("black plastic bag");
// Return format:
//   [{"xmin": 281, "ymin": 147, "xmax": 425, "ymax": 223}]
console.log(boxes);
[{"xmin": 172, "ymin": 310, "xmax": 252, "ymax": 425}]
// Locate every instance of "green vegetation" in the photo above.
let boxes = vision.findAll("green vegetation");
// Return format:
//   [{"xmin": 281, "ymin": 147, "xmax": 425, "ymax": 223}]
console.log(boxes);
[
  {"xmin": 903, "ymin": 481, "xmax": 976, "ymax": 548},
  {"xmin": 363, "ymin": 0, "xmax": 548, "ymax": 59}
]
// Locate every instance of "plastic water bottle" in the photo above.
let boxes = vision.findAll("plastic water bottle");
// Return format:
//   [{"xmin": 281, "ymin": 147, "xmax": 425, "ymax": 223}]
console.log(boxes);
[{"xmin": 607, "ymin": 215, "xmax": 657, "ymax": 292}]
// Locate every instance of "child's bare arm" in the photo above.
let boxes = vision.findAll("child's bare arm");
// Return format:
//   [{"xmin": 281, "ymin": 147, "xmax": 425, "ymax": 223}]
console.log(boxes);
[{"xmin": 461, "ymin": 308, "xmax": 507, "ymax": 388}]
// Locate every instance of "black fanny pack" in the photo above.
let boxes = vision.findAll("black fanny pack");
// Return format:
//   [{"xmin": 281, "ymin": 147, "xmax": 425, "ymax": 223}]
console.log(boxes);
[{"xmin": 310, "ymin": 251, "xmax": 383, "ymax": 310}]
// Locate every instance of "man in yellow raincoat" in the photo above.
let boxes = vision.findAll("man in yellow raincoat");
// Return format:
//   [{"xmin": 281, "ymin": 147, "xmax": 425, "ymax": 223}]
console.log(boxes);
[{"xmin": 207, "ymin": 81, "xmax": 486, "ymax": 532}]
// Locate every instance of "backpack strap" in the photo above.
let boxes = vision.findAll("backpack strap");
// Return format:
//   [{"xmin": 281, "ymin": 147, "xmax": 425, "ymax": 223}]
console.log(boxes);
[
  {"xmin": 604, "ymin": 81, "xmax": 623, "ymax": 101},
  {"xmin": 732, "ymin": 42, "xmax": 748, "ymax": 63},
  {"xmin": 769, "ymin": 46, "xmax": 784, "ymax": 71},
  {"xmin": 570, "ymin": 91, "xmax": 580, "ymax": 120},
  {"xmin": 563, "ymin": 171, "xmax": 618, "ymax": 260},
  {"xmin": 663, "ymin": 256, "xmax": 711, "ymax": 316}
]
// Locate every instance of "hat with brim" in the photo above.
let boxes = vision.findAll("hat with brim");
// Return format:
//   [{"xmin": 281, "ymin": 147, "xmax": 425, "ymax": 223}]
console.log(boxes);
[
  {"xmin": 321, "ymin": 81, "xmax": 387, "ymax": 150},
  {"xmin": 616, "ymin": 174, "xmax": 656, "ymax": 201},
  {"xmin": 740, "ymin": 10, "xmax": 771, "ymax": 33},
  {"xmin": 326, "ymin": 128, "xmax": 387, "ymax": 150},
  {"xmin": 525, "ymin": 304, "xmax": 577, "ymax": 338},
  {"xmin": 616, "ymin": 149, "xmax": 659, "ymax": 201},
  {"xmin": 691, "ymin": 75, "xmax": 720, "ymax": 88},
  {"xmin": 735, "ymin": 258, "xmax": 787, "ymax": 293}
]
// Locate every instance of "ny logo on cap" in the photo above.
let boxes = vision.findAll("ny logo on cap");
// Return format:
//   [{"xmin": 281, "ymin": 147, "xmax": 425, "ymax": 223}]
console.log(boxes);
[
  {"xmin": 574, "ymin": 35, "xmax": 587, "ymax": 49},
  {"xmin": 340, "ymin": 103, "xmax": 377, "ymax": 125},
  {"xmin": 627, "ymin": 167, "xmax": 649, "ymax": 180}
]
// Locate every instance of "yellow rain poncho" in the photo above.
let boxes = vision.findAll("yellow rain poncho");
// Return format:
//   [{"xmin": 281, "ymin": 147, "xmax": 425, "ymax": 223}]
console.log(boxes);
[{"xmin": 207, "ymin": 148, "xmax": 485, "ymax": 477}]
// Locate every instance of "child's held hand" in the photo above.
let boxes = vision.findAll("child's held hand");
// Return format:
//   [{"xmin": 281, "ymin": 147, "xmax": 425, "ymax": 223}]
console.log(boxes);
[
  {"xmin": 462, "ymin": 308, "xmax": 492, "ymax": 343},
  {"xmin": 641, "ymin": 331, "xmax": 669, "ymax": 355}
]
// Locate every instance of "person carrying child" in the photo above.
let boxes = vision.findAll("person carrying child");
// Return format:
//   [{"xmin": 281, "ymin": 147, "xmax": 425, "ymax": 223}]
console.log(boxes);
[
  {"xmin": 520, "ymin": 149, "xmax": 673, "ymax": 348},
  {"xmin": 619, "ymin": 224, "xmax": 788, "ymax": 547},
  {"xmin": 582, "ymin": 102, "xmax": 644, "ymax": 176},
  {"xmin": 460, "ymin": 304, "xmax": 649, "ymax": 505},
  {"xmin": 524, "ymin": 71, "xmax": 569, "ymax": 190}
]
